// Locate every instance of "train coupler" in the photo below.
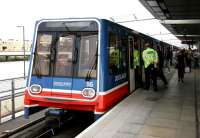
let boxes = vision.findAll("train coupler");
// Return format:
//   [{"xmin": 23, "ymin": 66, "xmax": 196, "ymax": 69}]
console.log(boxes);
[{"xmin": 45, "ymin": 108, "xmax": 70, "ymax": 129}]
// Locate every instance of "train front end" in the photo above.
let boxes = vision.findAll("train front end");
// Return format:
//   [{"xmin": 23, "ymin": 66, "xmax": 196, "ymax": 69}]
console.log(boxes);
[{"xmin": 24, "ymin": 18, "xmax": 101, "ymax": 118}]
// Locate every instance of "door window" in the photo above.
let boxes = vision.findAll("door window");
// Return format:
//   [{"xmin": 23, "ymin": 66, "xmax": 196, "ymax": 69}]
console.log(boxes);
[{"xmin": 54, "ymin": 35, "xmax": 74, "ymax": 77}]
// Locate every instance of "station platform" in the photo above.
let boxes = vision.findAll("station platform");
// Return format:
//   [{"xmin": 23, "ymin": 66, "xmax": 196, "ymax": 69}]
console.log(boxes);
[
  {"xmin": 0, "ymin": 109, "xmax": 46, "ymax": 137},
  {"xmin": 77, "ymin": 69, "xmax": 200, "ymax": 138}
]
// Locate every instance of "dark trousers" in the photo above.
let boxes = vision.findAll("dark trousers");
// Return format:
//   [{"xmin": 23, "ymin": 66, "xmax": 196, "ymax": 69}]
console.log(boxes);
[
  {"xmin": 157, "ymin": 68, "xmax": 168, "ymax": 85},
  {"xmin": 144, "ymin": 64, "xmax": 157, "ymax": 90},
  {"xmin": 194, "ymin": 58, "xmax": 199, "ymax": 68},
  {"xmin": 186, "ymin": 60, "xmax": 192, "ymax": 72},
  {"xmin": 135, "ymin": 66, "xmax": 142, "ymax": 88},
  {"xmin": 178, "ymin": 67, "xmax": 184, "ymax": 80}
]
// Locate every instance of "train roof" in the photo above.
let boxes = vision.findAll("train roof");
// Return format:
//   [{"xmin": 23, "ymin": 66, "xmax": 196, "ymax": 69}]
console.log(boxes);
[{"xmin": 35, "ymin": 17, "xmax": 174, "ymax": 47}]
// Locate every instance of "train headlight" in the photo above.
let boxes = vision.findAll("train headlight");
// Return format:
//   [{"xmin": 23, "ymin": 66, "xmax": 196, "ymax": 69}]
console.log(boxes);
[
  {"xmin": 82, "ymin": 88, "xmax": 96, "ymax": 98},
  {"xmin": 30, "ymin": 84, "xmax": 42, "ymax": 94}
]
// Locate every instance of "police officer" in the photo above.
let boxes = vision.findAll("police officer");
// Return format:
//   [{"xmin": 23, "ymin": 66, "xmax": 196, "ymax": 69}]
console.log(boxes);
[{"xmin": 142, "ymin": 42, "xmax": 158, "ymax": 91}]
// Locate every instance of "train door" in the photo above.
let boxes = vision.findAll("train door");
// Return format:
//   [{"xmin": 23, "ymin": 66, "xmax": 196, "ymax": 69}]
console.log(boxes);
[
  {"xmin": 51, "ymin": 35, "xmax": 75, "ymax": 97},
  {"xmin": 128, "ymin": 36, "xmax": 135, "ymax": 93},
  {"xmin": 134, "ymin": 37, "xmax": 142, "ymax": 88}
]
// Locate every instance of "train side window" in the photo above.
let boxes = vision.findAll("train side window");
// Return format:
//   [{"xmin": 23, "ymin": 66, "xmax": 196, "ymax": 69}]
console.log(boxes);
[
  {"xmin": 108, "ymin": 32, "xmax": 120, "ymax": 75},
  {"xmin": 121, "ymin": 37, "xmax": 128, "ymax": 72}
]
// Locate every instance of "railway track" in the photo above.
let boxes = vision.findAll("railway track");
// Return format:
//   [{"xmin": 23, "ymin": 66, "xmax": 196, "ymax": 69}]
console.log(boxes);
[
  {"xmin": 0, "ymin": 116, "xmax": 45, "ymax": 138},
  {"xmin": 0, "ymin": 110, "xmax": 94, "ymax": 138}
]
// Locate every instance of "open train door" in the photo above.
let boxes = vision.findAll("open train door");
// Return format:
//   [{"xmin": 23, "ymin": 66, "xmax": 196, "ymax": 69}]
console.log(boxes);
[
  {"xmin": 140, "ymin": 39, "xmax": 146, "ymax": 84},
  {"xmin": 128, "ymin": 36, "xmax": 135, "ymax": 93}
]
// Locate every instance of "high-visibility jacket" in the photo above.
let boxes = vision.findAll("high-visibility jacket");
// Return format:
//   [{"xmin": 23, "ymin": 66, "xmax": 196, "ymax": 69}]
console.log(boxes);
[
  {"xmin": 134, "ymin": 49, "xmax": 140, "ymax": 68},
  {"xmin": 110, "ymin": 49, "xmax": 120, "ymax": 67},
  {"xmin": 142, "ymin": 48, "xmax": 158, "ymax": 68}
]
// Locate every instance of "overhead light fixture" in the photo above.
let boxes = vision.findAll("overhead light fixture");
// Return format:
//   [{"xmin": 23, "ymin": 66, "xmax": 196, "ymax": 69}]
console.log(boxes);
[
  {"xmin": 160, "ymin": 19, "xmax": 200, "ymax": 24},
  {"xmin": 176, "ymin": 35, "xmax": 200, "ymax": 37}
]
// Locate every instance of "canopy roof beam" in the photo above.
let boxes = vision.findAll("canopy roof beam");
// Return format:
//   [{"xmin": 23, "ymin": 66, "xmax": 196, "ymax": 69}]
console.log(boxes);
[{"xmin": 160, "ymin": 19, "xmax": 200, "ymax": 24}]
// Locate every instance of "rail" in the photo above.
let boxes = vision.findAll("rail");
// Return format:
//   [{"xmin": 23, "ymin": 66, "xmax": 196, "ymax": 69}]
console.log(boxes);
[
  {"xmin": 0, "ymin": 76, "xmax": 27, "ymax": 123},
  {"xmin": 0, "ymin": 116, "xmax": 46, "ymax": 138}
]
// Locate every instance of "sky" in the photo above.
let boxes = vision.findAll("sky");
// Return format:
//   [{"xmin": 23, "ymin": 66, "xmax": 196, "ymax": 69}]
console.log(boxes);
[{"xmin": 0, "ymin": 0, "xmax": 183, "ymax": 47}]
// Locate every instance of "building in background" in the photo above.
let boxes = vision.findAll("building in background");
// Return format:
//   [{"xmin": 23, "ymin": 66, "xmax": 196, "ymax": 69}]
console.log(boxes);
[{"xmin": 0, "ymin": 39, "xmax": 32, "ymax": 51}]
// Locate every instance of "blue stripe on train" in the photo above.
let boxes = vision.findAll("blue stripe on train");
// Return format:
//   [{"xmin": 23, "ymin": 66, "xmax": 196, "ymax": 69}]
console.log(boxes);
[{"xmin": 30, "ymin": 76, "xmax": 97, "ymax": 91}]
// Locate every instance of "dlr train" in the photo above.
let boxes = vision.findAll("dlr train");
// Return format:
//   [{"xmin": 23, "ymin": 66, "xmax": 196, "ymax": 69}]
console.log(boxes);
[{"xmin": 24, "ymin": 18, "xmax": 173, "ymax": 119}]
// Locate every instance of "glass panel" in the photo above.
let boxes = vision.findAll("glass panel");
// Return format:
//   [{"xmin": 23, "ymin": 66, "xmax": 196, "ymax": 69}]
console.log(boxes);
[
  {"xmin": 33, "ymin": 33, "xmax": 52, "ymax": 76},
  {"xmin": 108, "ymin": 32, "xmax": 128, "ymax": 75},
  {"xmin": 78, "ymin": 35, "xmax": 98, "ymax": 78},
  {"xmin": 54, "ymin": 35, "xmax": 74, "ymax": 76},
  {"xmin": 37, "ymin": 34, "xmax": 52, "ymax": 52},
  {"xmin": 39, "ymin": 21, "xmax": 98, "ymax": 32},
  {"xmin": 108, "ymin": 32, "xmax": 119, "ymax": 74},
  {"xmin": 35, "ymin": 20, "xmax": 99, "ymax": 79},
  {"xmin": 121, "ymin": 37, "xmax": 128, "ymax": 72},
  {"xmin": 34, "ymin": 54, "xmax": 50, "ymax": 75}
]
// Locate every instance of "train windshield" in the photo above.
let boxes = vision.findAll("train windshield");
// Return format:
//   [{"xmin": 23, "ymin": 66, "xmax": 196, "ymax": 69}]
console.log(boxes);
[{"xmin": 32, "ymin": 20, "xmax": 98, "ymax": 79}]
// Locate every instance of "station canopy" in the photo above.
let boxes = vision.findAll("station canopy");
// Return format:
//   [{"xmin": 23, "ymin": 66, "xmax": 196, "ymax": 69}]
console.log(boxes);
[{"xmin": 139, "ymin": 0, "xmax": 200, "ymax": 45}]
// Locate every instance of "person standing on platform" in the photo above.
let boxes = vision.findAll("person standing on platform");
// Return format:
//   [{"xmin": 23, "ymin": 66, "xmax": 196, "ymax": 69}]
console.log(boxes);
[
  {"xmin": 165, "ymin": 47, "xmax": 171, "ymax": 73},
  {"xmin": 156, "ymin": 46, "xmax": 168, "ymax": 85},
  {"xmin": 176, "ymin": 49, "xmax": 185, "ymax": 82},
  {"xmin": 193, "ymin": 49, "xmax": 200, "ymax": 68},
  {"xmin": 185, "ymin": 48, "xmax": 193, "ymax": 72},
  {"xmin": 142, "ymin": 42, "xmax": 158, "ymax": 91}
]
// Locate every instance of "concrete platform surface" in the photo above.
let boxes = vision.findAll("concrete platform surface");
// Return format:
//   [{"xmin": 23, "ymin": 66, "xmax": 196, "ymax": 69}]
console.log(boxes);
[{"xmin": 77, "ymin": 69, "xmax": 199, "ymax": 138}]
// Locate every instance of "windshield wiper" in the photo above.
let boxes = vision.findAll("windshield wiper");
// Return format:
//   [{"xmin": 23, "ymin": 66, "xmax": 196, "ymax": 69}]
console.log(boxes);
[
  {"xmin": 51, "ymin": 36, "xmax": 59, "ymax": 62},
  {"xmin": 62, "ymin": 22, "xmax": 71, "ymax": 32},
  {"xmin": 85, "ymin": 50, "xmax": 97, "ymax": 81}
]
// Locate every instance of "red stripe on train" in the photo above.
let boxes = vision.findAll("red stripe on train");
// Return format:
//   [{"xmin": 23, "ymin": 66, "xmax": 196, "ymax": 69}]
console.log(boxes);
[
  {"xmin": 95, "ymin": 84, "xmax": 129, "ymax": 112},
  {"xmin": 24, "ymin": 84, "xmax": 129, "ymax": 113}
]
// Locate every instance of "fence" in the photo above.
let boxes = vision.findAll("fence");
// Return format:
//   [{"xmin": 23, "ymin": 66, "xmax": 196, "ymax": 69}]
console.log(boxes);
[{"xmin": 0, "ymin": 77, "xmax": 26, "ymax": 123}]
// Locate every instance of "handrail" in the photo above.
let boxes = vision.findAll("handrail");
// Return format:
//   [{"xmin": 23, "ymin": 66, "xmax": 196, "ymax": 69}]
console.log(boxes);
[
  {"xmin": 0, "ymin": 76, "xmax": 27, "ymax": 123},
  {"xmin": 0, "ymin": 87, "xmax": 26, "ymax": 94},
  {"xmin": 0, "ymin": 91, "xmax": 24, "ymax": 102},
  {"xmin": 0, "ymin": 76, "xmax": 27, "ymax": 82}
]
